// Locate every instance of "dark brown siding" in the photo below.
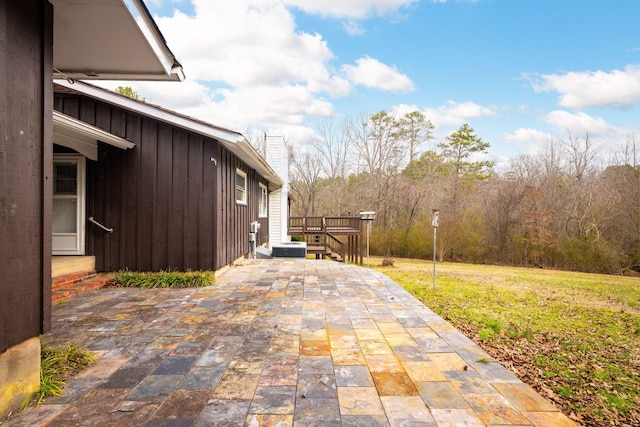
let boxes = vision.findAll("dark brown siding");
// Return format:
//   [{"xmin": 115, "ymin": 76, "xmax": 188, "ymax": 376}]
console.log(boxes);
[
  {"xmin": 54, "ymin": 93, "xmax": 269, "ymax": 272},
  {"xmin": 0, "ymin": 0, "xmax": 53, "ymax": 353}
]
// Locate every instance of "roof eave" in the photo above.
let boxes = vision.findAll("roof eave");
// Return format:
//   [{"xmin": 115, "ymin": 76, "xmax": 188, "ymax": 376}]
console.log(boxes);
[{"xmin": 54, "ymin": 80, "xmax": 283, "ymax": 189}]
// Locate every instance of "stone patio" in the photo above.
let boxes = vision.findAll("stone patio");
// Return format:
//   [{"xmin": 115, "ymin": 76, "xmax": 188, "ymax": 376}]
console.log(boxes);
[{"xmin": 5, "ymin": 259, "xmax": 577, "ymax": 426}]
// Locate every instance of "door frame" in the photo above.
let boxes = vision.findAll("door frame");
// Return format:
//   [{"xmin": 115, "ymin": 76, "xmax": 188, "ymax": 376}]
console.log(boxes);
[{"xmin": 52, "ymin": 154, "xmax": 86, "ymax": 255}]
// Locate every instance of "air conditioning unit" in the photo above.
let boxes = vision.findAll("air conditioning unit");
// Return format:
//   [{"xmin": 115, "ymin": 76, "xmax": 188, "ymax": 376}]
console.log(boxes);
[{"xmin": 271, "ymin": 242, "xmax": 307, "ymax": 258}]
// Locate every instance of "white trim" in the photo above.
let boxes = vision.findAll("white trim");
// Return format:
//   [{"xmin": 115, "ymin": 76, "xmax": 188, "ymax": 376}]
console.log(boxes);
[
  {"xmin": 258, "ymin": 183, "xmax": 268, "ymax": 218},
  {"xmin": 53, "ymin": 111, "xmax": 135, "ymax": 160},
  {"xmin": 235, "ymin": 169, "xmax": 247, "ymax": 205},
  {"xmin": 125, "ymin": 0, "xmax": 185, "ymax": 80},
  {"xmin": 52, "ymin": 155, "xmax": 86, "ymax": 255}
]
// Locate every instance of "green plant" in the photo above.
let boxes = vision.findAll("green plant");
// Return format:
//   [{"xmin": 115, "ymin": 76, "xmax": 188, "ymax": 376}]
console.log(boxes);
[
  {"xmin": 478, "ymin": 328, "xmax": 493, "ymax": 341},
  {"xmin": 21, "ymin": 344, "xmax": 95, "ymax": 409},
  {"xmin": 110, "ymin": 270, "xmax": 214, "ymax": 288}
]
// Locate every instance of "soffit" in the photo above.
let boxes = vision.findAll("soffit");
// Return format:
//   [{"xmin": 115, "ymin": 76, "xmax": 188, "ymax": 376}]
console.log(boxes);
[{"xmin": 50, "ymin": 0, "xmax": 184, "ymax": 81}]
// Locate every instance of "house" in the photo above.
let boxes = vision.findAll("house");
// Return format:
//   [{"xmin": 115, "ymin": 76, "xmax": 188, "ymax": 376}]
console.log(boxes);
[
  {"xmin": 0, "ymin": 0, "xmax": 185, "ymax": 415},
  {"xmin": 52, "ymin": 80, "xmax": 282, "ymax": 273}
]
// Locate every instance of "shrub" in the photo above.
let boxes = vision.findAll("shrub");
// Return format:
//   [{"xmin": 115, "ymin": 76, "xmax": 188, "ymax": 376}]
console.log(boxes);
[{"xmin": 110, "ymin": 270, "xmax": 214, "ymax": 288}]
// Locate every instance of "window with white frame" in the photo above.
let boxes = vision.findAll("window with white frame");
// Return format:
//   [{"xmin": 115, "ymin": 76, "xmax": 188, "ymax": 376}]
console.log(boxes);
[
  {"xmin": 258, "ymin": 183, "xmax": 268, "ymax": 217},
  {"xmin": 235, "ymin": 169, "xmax": 247, "ymax": 204}
]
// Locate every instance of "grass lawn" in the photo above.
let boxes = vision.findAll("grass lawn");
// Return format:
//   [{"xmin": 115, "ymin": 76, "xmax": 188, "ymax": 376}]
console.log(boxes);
[{"xmin": 373, "ymin": 257, "xmax": 640, "ymax": 427}]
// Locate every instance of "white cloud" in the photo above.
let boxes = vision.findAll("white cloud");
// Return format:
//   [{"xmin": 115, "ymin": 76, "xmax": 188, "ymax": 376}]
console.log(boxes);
[
  {"xmin": 503, "ymin": 128, "xmax": 554, "ymax": 156},
  {"xmin": 130, "ymin": 0, "xmax": 358, "ymax": 136},
  {"xmin": 342, "ymin": 20, "xmax": 366, "ymax": 36},
  {"xmin": 343, "ymin": 56, "xmax": 415, "ymax": 92},
  {"xmin": 544, "ymin": 110, "xmax": 617, "ymax": 135},
  {"xmin": 155, "ymin": 3, "xmax": 335, "ymax": 87},
  {"xmin": 501, "ymin": 111, "xmax": 631, "ymax": 160},
  {"xmin": 282, "ymin": 0, "xmax": 419, "ymax": 19},
  {"xmin": 419, "ymin": 100, "xmax": 499, "ymax": 128},
  {"xmin": 129, "ymin": 0, "xmax": 422, "ymax": 143},
  {"xmin": 531, "ymin": 65, "xmax": 640, "ymax": 109},
  {"xmin": 504, "ymin": 127, "xmax": 553, "ymax": 144}
]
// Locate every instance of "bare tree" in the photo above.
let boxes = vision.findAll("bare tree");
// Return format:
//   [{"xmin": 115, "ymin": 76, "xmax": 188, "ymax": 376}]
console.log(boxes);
[
  {"xmin": 245, "ymin": 130, "xmax": 268, "ymax": 158},
  {"xmin": 615, "ymin": 132, "xmax": 639, "ymax": 167},
  {"xmin": 289, "ymin": 149, "xmax": 322, "ymax": 216},
  {"xmin": 314, "ymin": 118, "xmax": 351, "ymax": 180},
  {"xmin": 564, "ymin": 130, "xmax": 599, "ymax": 181},
  {"xmin": 346, "ymin": 111, "xmax": 406, "ymax": 228}
]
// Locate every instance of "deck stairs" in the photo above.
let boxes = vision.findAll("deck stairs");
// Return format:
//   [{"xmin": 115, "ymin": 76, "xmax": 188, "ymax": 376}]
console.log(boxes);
[{"xmin": 288, "ymin": 216, "xmax": 364, "ymax": 264}]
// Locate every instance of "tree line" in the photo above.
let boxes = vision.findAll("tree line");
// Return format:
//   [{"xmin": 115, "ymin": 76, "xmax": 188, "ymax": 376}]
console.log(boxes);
[{"xmin": 254, "ymin": 111, "xmax": 640, "ymax": 274}]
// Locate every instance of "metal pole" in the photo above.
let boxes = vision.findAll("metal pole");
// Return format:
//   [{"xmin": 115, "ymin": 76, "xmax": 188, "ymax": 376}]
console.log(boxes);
[
  {"xmin": 432, "ymin": 226, "xmax": 437, "ymax": 290},
  {"xmin": 367, "ymin": 221, "xmax": 371, "ymax": 268}
]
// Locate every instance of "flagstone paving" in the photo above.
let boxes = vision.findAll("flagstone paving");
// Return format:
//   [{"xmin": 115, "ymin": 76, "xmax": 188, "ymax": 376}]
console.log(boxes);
[{"xmin": 6, "ymin": 259, "xmax": 577, "ymax": 426}]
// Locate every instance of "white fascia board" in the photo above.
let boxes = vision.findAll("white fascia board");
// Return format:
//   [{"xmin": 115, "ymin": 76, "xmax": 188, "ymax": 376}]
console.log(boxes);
[
  {"xmin": 53, "ymin": 111, "xmax": 135, "ymax": 157},
  {"xmin": 55, "ymin": 80, "xmax": 244, "ymax": 145},
  {"xmin": 125, "ymin": 0, "xmax": 185, "ymax": 81}
]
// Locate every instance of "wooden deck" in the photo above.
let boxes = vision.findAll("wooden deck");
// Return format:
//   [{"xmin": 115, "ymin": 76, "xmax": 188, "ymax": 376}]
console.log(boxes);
[{"xmin": 288, "ymin": 216, "xmax": 364, "ymax": 264}]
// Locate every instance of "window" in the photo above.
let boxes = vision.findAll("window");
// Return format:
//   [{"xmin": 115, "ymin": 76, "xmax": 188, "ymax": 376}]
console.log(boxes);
[
  {"xmin": 235, "ymin": 169, "xmax": 247, "ymax": 204},
  {"xmin": 258, "ymin": 183, "xmax": 268, "ymax": 217}
]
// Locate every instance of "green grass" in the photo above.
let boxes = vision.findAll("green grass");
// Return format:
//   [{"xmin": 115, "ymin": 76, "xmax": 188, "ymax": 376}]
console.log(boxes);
[
  {"xmin": 110, "ymin": 270, "xmax": 214, "ymax": 288},
  {"xmin": 373, "ymin": 257, "xmax": 640, "ymax": 427},
  {"xmin": 21, "ymin": 344, "xmax": 95, "ymax": 409}
]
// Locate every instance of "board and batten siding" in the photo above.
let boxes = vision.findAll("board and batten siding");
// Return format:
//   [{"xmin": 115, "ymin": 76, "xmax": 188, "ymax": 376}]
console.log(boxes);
[
  {"xmin": 0, "ymin": 1, "xmax": 53, "ymax": 354},
  {"xmin": 54, "ymin": 92, "xmax": 268, "ymax": 272},
  {"xmin": 215, "ymin": 147, "xmax": 268, "ymax": 267}
]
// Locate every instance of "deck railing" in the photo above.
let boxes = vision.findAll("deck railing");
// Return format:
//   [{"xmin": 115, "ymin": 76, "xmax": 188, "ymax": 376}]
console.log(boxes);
[{"xmin": 288, "ymin": 216, "xmax": 364, "ymax": 264}]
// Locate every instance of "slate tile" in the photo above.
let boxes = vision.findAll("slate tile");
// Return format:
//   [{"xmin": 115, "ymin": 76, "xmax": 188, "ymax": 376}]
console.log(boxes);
[
  {"xmin": 153, "ymin": 357, "xmax": 196, "ymax": 375},
  {"xmin": 380, "ymin": 396, "xmax": 436, "ymax": 426},
  {"xmin": 415, "ymin": 381, "xmax": 469, "ymax": 409},
  {"xmin": 249, "ymin": 386, "xmax": 296, "ymax": 415},
  {"xmin": 444, "ymin": 370, "xmax": 497, "ymax": 396},
  {"xmin": 99, "ymin": 365, "xmax": 157, "ymax": 389},
  {"xmin": 151, "ymin": 390, "xmax": 212, "ymax": 420},
  {"xmin": 370, "ymin": 371, "xmax": 418, "ymax": 396},
  {"xmin": 298, "ymin": 356, "xmax": 333, "ymax": 374},
  {"xmin": 176, "ymin": 366, "xmax": 226, "ymax": 390},
  {"xmin": 429, "ymin": 408, "xmax": 485, "ymax": 427},
  {"xmin": 245, "ymin": 414, "xmax": 294, "ymax": 426},
  {"xmin": 463, "ymin": 393, "xmax": 531, "ymax": 425},
  {"xmin": 337, "ymin": 387, "xmax": 385, "ymax": 415},
  {"xmin": 341, "ymin": 415, "xmax": 390, "ymax": 427},
  {"xmin": 213, "ymin": 374, "xmax": 259, "ymax": 399},
  {"xmin": 293, "ymin": 398, "xmax": 340, "ymax": 427},
  {"xmin": 126, "ymin": 375, "xmax": 182, "ymax": 401},
  {"xmin": 296, "ymin": 374, "xmax": 337, "ymax": 398},
  {"xmin": 335, "ymin": 365, "xmax": 374, "ymax": 387},
  {"xmin": 194, "ymin": 399, "xmax": 250, "ymax": 427},
  {"xmin": 493, "ymin": 382, "xmax": 560, "ymax": 412}
]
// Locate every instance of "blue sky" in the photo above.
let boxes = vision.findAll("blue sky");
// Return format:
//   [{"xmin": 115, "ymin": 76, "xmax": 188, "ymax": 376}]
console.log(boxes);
[{"xmin": 127, "ymin": 0, "xmax": 640, "ymax": 167}]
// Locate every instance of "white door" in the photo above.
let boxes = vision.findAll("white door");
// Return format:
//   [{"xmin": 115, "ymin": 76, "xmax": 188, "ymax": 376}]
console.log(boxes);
[{"xmin": 52, "ymin": 155, "xmax": 86, "ymax": 255}]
